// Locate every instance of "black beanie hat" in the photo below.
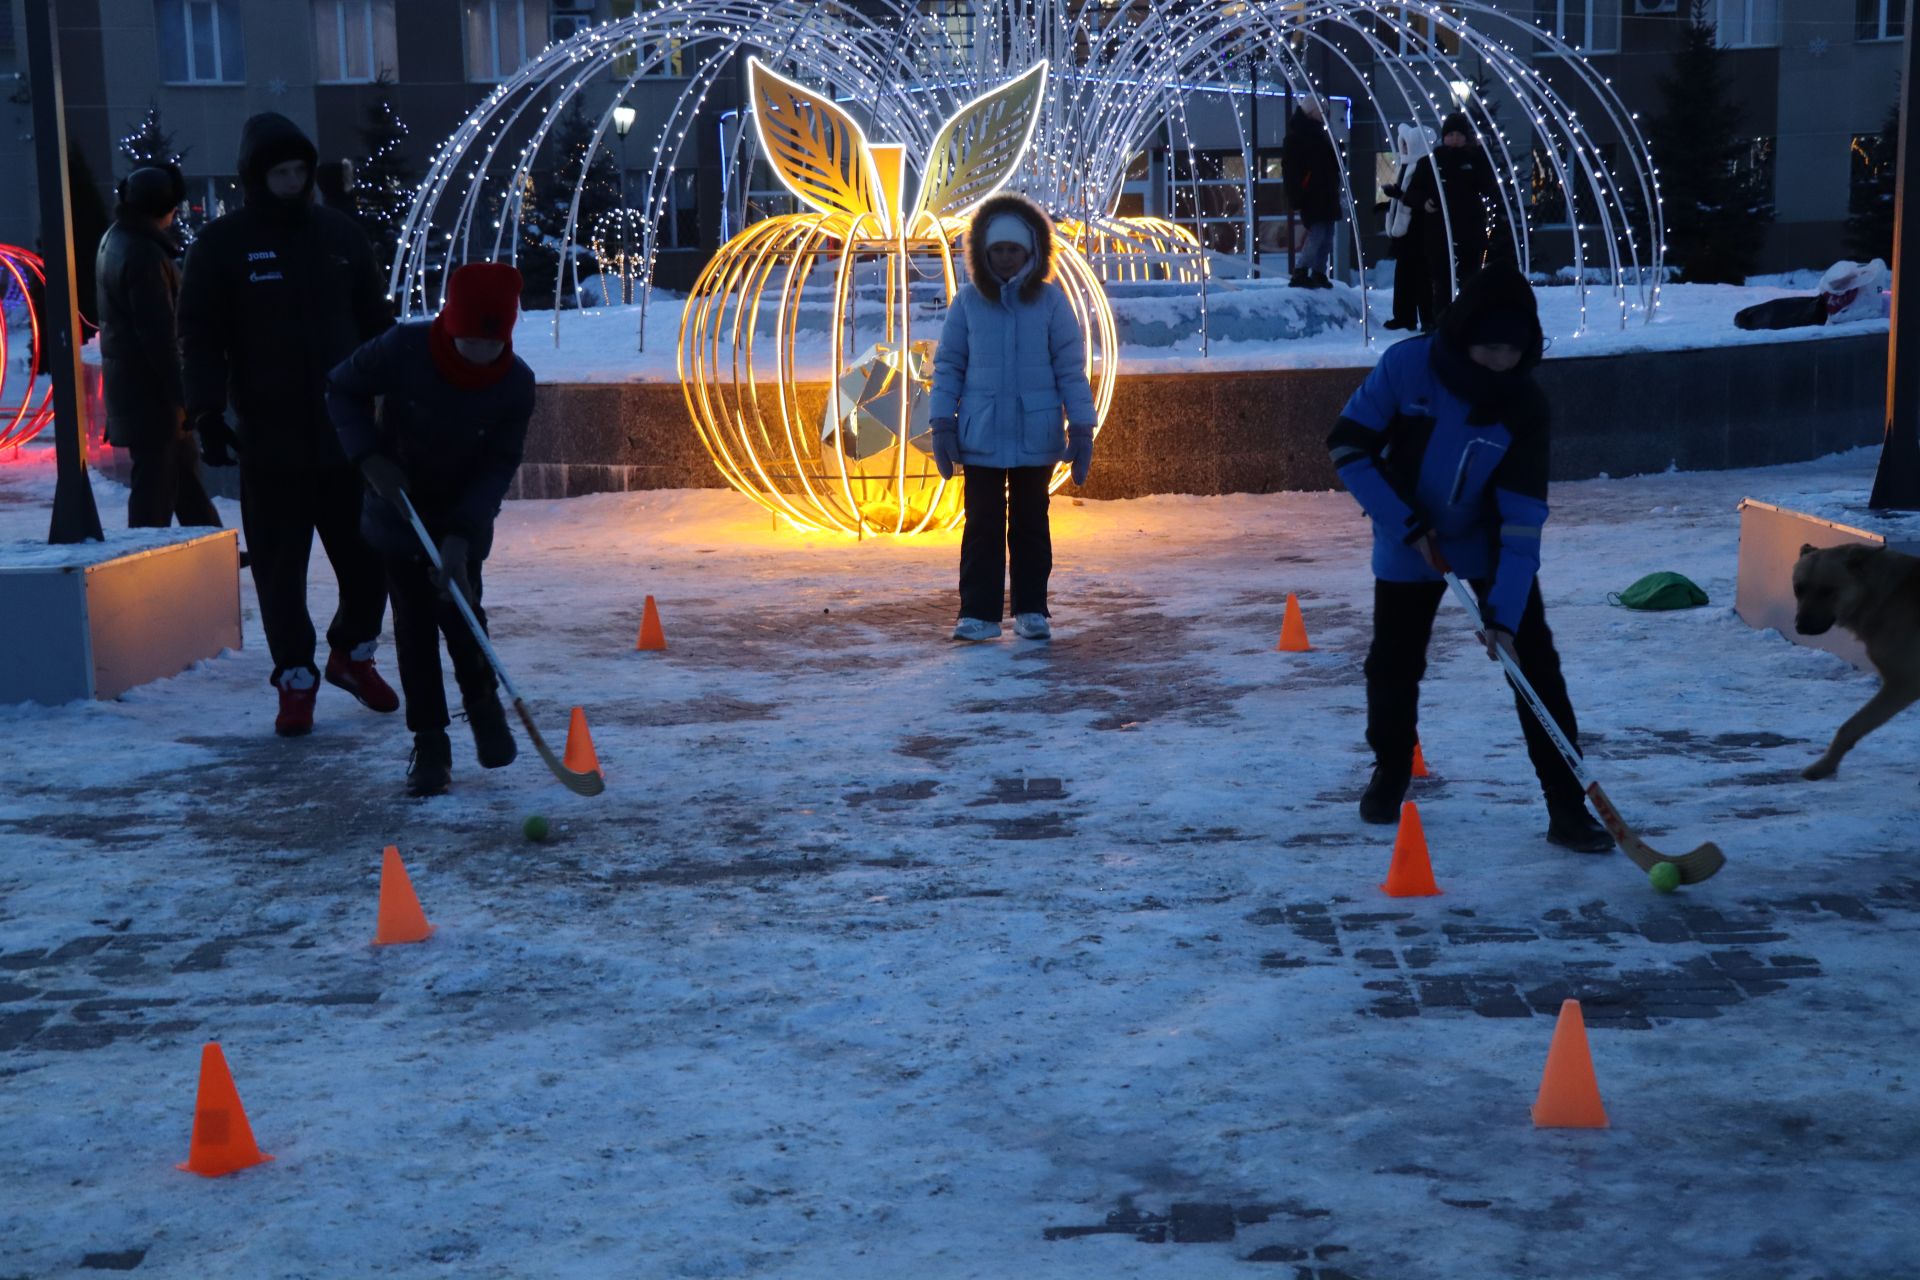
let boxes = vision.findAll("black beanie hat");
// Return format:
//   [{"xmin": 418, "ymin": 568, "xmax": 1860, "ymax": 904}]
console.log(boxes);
[
  {"xmin": 119, "ymin": 165, "xmax": 184, "ymax": 219},
  {"xmin": 1440, "ymin": 112, "xmax": 1472, "ymax": 139}
]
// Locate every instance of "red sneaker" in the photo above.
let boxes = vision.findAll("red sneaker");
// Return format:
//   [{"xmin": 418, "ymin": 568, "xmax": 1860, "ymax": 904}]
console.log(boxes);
[
  {"xmin": 325, "ymin": 645, "xmax": 400, "ymax": 714},
  {"xmin": 275, "ymin": 680, "xmax": 317, "ymax": 737}
]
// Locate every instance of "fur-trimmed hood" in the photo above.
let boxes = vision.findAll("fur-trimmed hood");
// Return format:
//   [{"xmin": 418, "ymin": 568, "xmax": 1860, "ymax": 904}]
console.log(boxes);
[{"xmin": 967, "ymin": 191, "xmax": 1055, "ymax": 305}]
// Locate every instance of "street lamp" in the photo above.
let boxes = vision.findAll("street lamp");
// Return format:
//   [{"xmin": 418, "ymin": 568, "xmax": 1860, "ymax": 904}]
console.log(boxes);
[{"xmin": 612, "ymin": 103, "xmax": 637, "ymax": 303}]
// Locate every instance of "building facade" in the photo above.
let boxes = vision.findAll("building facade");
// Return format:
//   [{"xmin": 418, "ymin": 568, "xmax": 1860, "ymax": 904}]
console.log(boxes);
[{"xmin": 0, "ymin": 0, "xmax": 1908, "ymax": 281}]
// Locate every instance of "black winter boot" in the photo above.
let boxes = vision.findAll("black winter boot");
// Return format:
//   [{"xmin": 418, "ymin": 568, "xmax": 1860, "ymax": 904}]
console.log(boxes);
[
  {"xmin": 407, "ymin": 730, "xmax": 453, "ymax": 798},
  {"xmin": 465, "ymin": 693, "xmax": 518, "ymax": 769},
  {"xmin": 1546, "ymin": 794, "xmax": 1614, "ymax": 853},
  {"xmin": 1289, "ymin": 268, "xmax": 1309, "ymax": 288},
  {"xmin": 1360, "ymin": 764, "xmax": 1412, "ymax": 825}
]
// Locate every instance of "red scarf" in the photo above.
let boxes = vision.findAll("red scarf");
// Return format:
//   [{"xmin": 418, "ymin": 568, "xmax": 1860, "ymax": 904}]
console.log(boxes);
[{"xmin": 430, "ymin": 316, "xmax": 514, "ymax": 390}]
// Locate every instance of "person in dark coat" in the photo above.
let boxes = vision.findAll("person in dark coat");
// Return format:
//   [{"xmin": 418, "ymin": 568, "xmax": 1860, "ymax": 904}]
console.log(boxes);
[
  {"xmin": 1402, "ymin": 112, "xmax": 1506, "ymax": 316},
  {"xmin": 178, "ymin": 112, "xmax": 397, "ymax": 737},
  {"xmin": 96, "ymin": 164, "xmax": 220, "ymax": 529},
  {"xmin": 327, "ymin": 263, "xmax": 534, "ymax": 798},
  {"xmin": 1324, "ymin": 265, "xmax": 1612, "ymax": 854},
  {"xmin": 1282, "ymin": 96, "xmax": 1342, "ymax": 289}
]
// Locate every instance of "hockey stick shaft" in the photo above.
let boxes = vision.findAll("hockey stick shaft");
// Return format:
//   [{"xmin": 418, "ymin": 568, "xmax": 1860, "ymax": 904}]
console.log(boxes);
[
  {"xmin": 398, "ymin": 492, "xmax": 604, "ymax": 797},
  {"xmin": 1441, "ymin": 571, "xmax": 1593, "ymax": 789}
]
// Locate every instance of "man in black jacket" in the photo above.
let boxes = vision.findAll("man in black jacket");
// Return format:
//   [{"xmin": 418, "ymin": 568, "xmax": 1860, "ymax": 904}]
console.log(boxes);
[
  {"xmin": 179, "ymin": 112, "xmax": 397, "ymax": 737},
  {"xmin": 96, "ymin": 164, "xmax": 219, "ymax": 528},
  {"xmin": 1403, "ymin": 112, "xmax": 1507, "ymax": 316},
  {"xmin": 328, "ymin": 263, "xmax": 535, "ymax": 798},
  {"xmin": 1282, "ymin": 96, "xmax": 1342, "ymax": 290}
]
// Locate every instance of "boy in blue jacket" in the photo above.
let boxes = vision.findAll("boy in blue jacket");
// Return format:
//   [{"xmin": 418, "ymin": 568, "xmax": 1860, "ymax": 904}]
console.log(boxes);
[
  {"xmin": 928, "ymin": 192, "xmax": 1099, "ymax": 642},
  {"xmin": 327, "ymin": 263, "xmax": 535, "ymax": 797},
  {"xmin": 1326, "ymin": 266, "xmax": 1611, "ymax": 852}
]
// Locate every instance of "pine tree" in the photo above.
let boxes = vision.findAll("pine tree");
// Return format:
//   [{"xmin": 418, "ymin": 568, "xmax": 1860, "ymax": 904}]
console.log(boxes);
[
  {"xmin": 1645, "ymin": 1, "xmax": 1772, "ymax": 283},
  {"xmin": 118, "ymin": 103, "xmax": 186, "ymax": 170},
  {"xmin": 353, "ymin": 82, "xmax": 416, "ymax": 276},
  {"xmin": 522, "ymin": 101, "xmax": 624, "ymax": 306},
  {"xmin": 1847, "ymin": 96, "xmax": 1900, "ymax": 265}
]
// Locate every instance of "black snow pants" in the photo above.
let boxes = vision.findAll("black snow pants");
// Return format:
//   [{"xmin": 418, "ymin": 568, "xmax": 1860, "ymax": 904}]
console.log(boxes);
[
  {"xmin": 1389, "ymin": 233, "xmax": 1436, "ymax": 331},
  {"xmin": 384, "ymin": 551, "xmax": 498, "ymax": 735},
  {"xmin": 126, "ymin": 430, "xmax": 221, "ymax": 529},
  {"xmin": 959, "ymin": 464, "xmax": 1053, "ymax": 621},
  {"xmin": 1365, "ymin": 577, "xmax": 1585, "ymax": 802},
  {"xmin": 239, "ymin": 461, "xmax": 388, "ymax": 684}
]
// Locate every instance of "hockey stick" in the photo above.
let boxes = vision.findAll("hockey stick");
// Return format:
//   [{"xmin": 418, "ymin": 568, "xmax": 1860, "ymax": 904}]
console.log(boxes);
[
  {"xmin": 1442, "ymin": 570, "xmax": 1723, "ymax": 883},
  {"xmin": 399, "ymin": 492, "xmax": 605, "ymax": 797}
]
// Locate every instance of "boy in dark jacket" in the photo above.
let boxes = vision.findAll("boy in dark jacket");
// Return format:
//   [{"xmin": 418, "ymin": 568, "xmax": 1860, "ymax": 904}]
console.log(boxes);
[
  {"xmin": 327, "ymin": 263, "xmax": 535, "ymax": 798},
  {"xmin": 96, "ymin": 164, "xmax": 219, "ymax": 528},
  {"xmin": 1401, "ymin": 112, "xmax": 1505, "ymax": 315},
  {"xmin": 178, "ymin": 112, "xmax": 396, "ymax": 736},
  {"xmin": 1325, "ymin": 266, "xmax": 1611, "ymax": 853},
  {"xmin": 1282, "ymin": 96, "xmax": 1342, "ymax": 290}
]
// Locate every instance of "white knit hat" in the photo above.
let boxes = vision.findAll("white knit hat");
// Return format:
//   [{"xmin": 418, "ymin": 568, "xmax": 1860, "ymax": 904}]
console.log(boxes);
[{"xmin": 983, "ymin": 211, "xmax": 1034, "ymax": 251}]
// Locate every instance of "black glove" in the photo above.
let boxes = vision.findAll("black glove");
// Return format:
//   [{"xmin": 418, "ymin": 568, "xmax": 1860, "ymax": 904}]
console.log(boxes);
[
  {"xmin": 1382, "ymin": 182, "xmax": 1404, "ymax": 200},
  {"xmin": 195, "ymin": 413, "xmax": 239, "ymax": 467},
  {"xmin": 359, "ymin": 453, "xmax": 410, "ymax": 511},
  {"xmin": 434, "ymin": 533, "xmax": 473, "ymax": 604}
]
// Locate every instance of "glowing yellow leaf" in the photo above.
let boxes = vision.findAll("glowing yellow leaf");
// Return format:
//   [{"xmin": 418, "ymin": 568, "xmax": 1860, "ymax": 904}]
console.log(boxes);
[
  {"xmin": 748, "ymin": 58, "xmax": 881, "ymax": 221},
  {"xmin": 911, "ymin": 62, "xmax": 1049, "ymax": 225}
]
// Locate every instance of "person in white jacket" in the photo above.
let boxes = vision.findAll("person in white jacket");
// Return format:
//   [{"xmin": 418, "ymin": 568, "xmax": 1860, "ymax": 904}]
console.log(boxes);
[{"xmin": 1380, "ymin": 123, "xmax": 1437, "ymax": 331}]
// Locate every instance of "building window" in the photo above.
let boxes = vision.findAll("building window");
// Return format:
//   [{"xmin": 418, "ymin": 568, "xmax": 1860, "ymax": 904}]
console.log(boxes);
[
  {"xmin": 1733, "ymin": 136, "xmax": 1776, "ymax": 203},
  {"xmin": 1535, "ymin": 0, "xmax": 1622, "ymax": 53},
  {"xmin": 1713, "ymin": 0, "xmax": 1779, "ymax": 48},
  {"xmin": 464, "ymin": 0, "xmax": 547, "ymax": 82},
  {"xmin": 655, "ymin": 170, "xmax": 699, "ymax": 249},
  {"xmin": 314, "ymin": 0, "xmax": 398, "ymax": 83},
  {"xmin": 1371, "ymin": 4, "xmax": 1465, "ymax": 58},
  {"xmin": 1857, "ymin": 0, "xmax": 1904, "ymax": 40},
  {"xmin": 155, "ymin": 0, "xmax": 246, "ymax": 84}
]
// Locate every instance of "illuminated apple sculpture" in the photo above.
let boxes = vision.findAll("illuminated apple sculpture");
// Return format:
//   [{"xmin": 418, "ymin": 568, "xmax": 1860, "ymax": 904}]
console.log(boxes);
[
  {"xmin": 0, "ymin": 244, "xmax": 55, "ymax": 451},
  {"xmin": 678, "ymin": 58, "xmax": 1116, "ymax": 536}
]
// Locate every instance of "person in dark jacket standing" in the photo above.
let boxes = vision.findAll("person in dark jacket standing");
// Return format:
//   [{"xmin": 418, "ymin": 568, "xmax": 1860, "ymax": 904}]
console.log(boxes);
[
  {"xmin": 327, "ymin": 263, "xmax": 534, "ymax": 797},
  {"xmin": 1402, "ymin": 112, "xmax": 1505, "ymax": 317},
  {"xmin": 96, "ymin": 164, "xmax": 220, "ymax": 528},
  {"xmin": 1324, "ymin": 266, "xmax": 1612, "ymax": 854},
  {"xmin": 178, "ymin": 112, "xmax": 397, "ymax": 737},
  {"xmin": 1282, "ymin": 96, "xmax": 1342, "ymax": 290}
]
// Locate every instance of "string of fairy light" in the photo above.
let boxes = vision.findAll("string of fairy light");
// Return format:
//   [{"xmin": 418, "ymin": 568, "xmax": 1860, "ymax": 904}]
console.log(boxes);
[{"xmin": 391, "ymin": 0, "xmax": 1665, "ymax": 346}]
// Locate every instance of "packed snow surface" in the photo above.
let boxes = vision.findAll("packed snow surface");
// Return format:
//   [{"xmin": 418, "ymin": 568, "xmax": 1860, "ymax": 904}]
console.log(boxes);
[{"xmin": 1, "ymin": 442, "xmax": 1917, "ymax": 1278}]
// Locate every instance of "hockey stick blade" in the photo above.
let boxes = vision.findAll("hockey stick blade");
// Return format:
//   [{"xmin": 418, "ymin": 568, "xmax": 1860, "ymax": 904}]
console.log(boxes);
[
  {"xmin": 512, "ymin": 697, "xmax": 605, "ymax": 797},
  {"xmin": 1587, "ymin": 782, "xmax": 1724, "ymax": 884}
]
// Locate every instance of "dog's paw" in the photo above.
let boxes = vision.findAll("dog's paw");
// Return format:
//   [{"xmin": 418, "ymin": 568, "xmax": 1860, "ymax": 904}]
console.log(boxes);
[{"xmin": 1801, "ymin": 758, "xmax": 1838, "ymax": 781}]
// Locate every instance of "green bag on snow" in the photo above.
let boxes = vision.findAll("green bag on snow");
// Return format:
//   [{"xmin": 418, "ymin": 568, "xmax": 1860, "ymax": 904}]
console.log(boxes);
[{"xmin": 1608, "ymin": 571, "xmax": 1708, "ymax": 611}]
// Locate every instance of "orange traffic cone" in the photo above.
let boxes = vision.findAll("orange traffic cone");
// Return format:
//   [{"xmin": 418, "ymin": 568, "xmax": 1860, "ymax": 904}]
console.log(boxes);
[
  {"xmin": 374, "ymin": 845, "xmax": 433, "ymax": 946},
  {"xmin": 563, "ymin": 706, "xmax": 602, "ymax": 776},
  {"xmin": 1276, "ymin": 593, "xmax": 1311, "ymax": 652},
  {"xmin": 635, "ymin": 595, "xmax": 666, "ymax": 651},
  {"xmin": 1380, "ymin": 801, "xmax": 1441, "ymax": 897},
  {"xmin": 1412, "ymin": 740, "xmax": 1431, "ymax": 778},
  {"xmin": 177, "ymin": 1043, "xmax": 272, "ymax": 1177},
  {"xmin": 1532, "ymin": 999, "xmax": 1610, "ymax": 1128}
]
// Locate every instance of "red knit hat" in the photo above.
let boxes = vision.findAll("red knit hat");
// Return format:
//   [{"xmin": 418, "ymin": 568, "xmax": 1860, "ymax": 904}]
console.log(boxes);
[{"xmin": 440, "ymin": 263, "xmax": 523, "ymax": 341}]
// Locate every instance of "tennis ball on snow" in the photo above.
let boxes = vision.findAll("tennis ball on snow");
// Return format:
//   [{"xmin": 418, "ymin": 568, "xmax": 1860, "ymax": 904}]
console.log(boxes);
[
  {"xmin": 1648, "ymin": 861, "xmax": 1681, "ymax": 894},
  {"xmin": 522, "ymin": 814, "xmax": 550, "ymax": 843}
]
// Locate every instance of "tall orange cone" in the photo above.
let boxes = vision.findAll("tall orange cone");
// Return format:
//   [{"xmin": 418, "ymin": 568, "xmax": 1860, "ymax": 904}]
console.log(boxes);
[
  {"xmin": 1532, "ymin": 999, "xmax": 1609, "ymax": 1128},
  {"xmin": 1380, "ymin": 801, "xmax": 1441, "ymax": 897},
  {"xmin": 1277, "ymin": 593, "xmax": 1311, "ymax": 652},
  {"xmin": 177, "ymin": 1043, "xmax": 272, "ymax": 1177},
  {"xmin": 1412, "ymin": 740, "xmax": 1431, "ymax": 778},
  {"xmin": 635, "ymin": 595, "xmax": 666, "ymax": 651},
  {"xmin": 563, "ymin": 706, "xmax": 602, "ymax": 776},
  {"xmin": 374, "ymin": 845, "xmax": 433, "ymax": 946}
]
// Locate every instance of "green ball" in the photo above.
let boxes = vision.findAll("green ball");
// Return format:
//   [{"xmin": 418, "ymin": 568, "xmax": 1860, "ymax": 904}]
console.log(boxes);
[
  {"xmin": 522, "ymin": 814, "xmax": 550, "ymax": 843},
  {"xmin": 1648, "ymin": 861, "xmax": 1681, "ymax": 893}
]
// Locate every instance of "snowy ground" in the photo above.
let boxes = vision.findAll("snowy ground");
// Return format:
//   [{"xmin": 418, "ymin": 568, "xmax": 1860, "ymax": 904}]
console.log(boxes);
[
  {"xmin": 2, "ymin": 444, "xmax": 1919, "ymax": 1278},
  {"xmin": 516, "ymin": 279, "xmax": 1884, "ymax": 382}
]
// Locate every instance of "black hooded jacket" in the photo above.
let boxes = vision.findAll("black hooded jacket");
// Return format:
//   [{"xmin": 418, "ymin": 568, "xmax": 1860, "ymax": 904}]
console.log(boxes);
[
  {"xmin": 178, "ymin": 113, "xmax": 392, "ymax": 470},
  {"xmin": 95, "ymin": 210, "xmax": 185, "ymax": 448},
  {"xmin": 1282, "ymin": 108, "xmax": 1342, "ymax": 225}
]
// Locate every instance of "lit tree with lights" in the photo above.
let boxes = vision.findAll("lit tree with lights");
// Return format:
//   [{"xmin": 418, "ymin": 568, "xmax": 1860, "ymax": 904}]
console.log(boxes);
[
  {"xmin": 1646, "ymin": 0, "xmax": 1771, "ymax": 284},
  {"xmin": 354, "ymin": 80, "xmax": 415, "ymax": 276},
  {"xmin": 118, "ymin": 103, "xmax": 186, "ymax": 171},
  {"xmin": 1847, "ymin": 95, "xmax": 1899, "ymax": 265}
]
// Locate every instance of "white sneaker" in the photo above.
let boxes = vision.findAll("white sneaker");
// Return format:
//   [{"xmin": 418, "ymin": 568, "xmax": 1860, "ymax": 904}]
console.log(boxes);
[
  {"xmin": 951, "ymin": 617, "xmax": 1003, "ymax": 642},
  {"xmin": 1012, "ymin": 612, "xmax": 1052, "ymax": 640}
]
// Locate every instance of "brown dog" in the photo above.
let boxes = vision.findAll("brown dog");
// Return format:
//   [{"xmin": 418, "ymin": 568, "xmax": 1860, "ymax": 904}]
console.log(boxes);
[{"xmin": 1793, "ymin": 542, "xmax": 1920, "ymax": 779}]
